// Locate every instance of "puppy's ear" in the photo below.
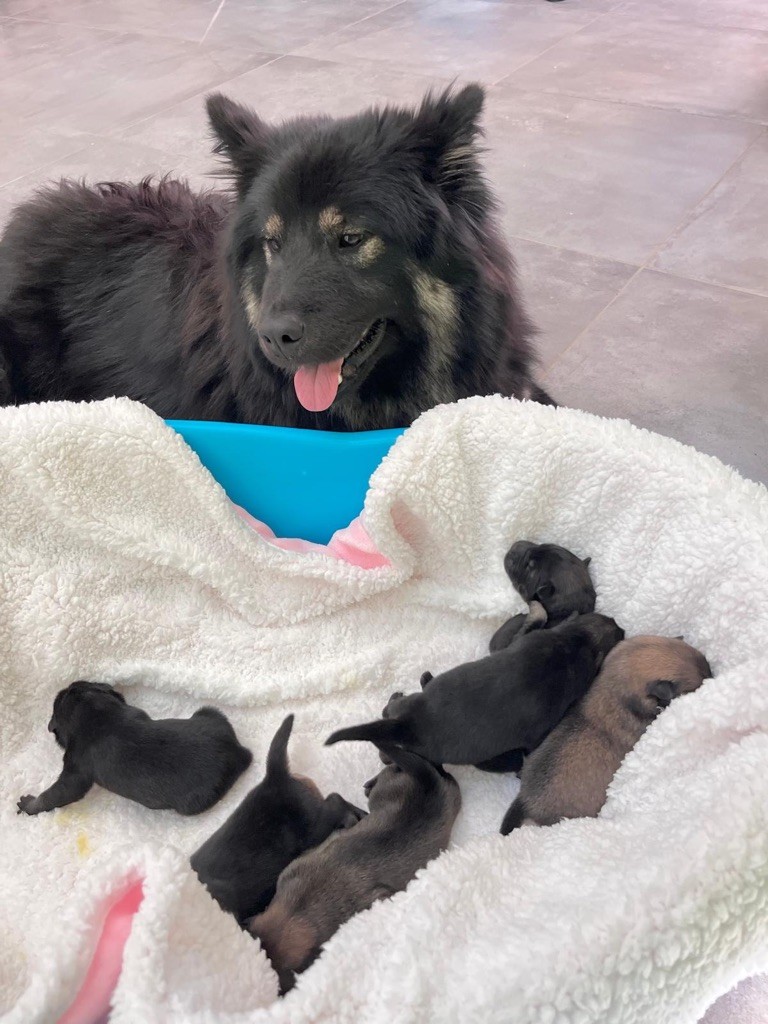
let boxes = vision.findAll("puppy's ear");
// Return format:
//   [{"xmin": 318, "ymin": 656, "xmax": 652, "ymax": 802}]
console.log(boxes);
[
  {"xmin": 408, "ymin": 84, "xmax": 485, "ymax": 202},
  {"xmin": 535, "ymin": 581, "xmax": 555, "ymax": 601},
  {"xmin": 648, "ymin": 679, "xmax": 679, "ymax": 709},
  {"xmin": 207, "ymin": 93, "xmax": 271, "ymax": 194},
  {"xmin": 420, "ymin": 670, "xmax": 434, "ymax": 689},
  {"xmin": 582, "ymin": 557, "xmax": 591, "ymax": 567}
]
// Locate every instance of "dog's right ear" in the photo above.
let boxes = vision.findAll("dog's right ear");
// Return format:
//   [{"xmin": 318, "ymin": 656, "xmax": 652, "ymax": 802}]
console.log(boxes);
[
  {"xmin": 420, "ymin": 671, "xmax": 434, "ymax": 689},
  {"xmin": 206, "ymin": 93, "xmax": 271, "ymax": 193}
]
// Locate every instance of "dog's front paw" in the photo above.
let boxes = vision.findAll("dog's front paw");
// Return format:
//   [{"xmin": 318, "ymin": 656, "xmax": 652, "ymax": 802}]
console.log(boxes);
[{"xmin": 17, "ymin": 794, "xmax": 40, "ymax": 815}]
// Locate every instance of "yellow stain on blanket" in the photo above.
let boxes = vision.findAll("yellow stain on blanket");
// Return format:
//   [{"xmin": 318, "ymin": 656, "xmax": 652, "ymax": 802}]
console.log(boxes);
[{"xmin": 53, "ymin": 807, "xmax": 93, "ymax": 857}]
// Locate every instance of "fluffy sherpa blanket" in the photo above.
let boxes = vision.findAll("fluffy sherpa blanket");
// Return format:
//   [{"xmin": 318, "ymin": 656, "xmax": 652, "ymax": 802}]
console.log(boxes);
[{"xmin": 1, "ymin": 396, "xmax": 767, "ymax": 1024}]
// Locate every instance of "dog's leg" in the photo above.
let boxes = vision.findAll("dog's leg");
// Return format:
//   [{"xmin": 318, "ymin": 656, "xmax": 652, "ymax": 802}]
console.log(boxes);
[
  {"xmin": 17, "ymin": 760, "xmax": 93, "ymax": 814},
  {"xmin": 322, "ymin": 791, "xmax": 367, "ymax": 829}
]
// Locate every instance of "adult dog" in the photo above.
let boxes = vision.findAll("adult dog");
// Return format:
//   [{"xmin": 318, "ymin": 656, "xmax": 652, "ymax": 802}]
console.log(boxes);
[{"xmin": 0, "ymin": 85, "xmax": 552, "ymax": 428}]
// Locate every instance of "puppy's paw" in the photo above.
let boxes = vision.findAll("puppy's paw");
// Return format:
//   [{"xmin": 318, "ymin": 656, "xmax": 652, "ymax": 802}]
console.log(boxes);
[{"xmin": 17, "ymin": 794, "xmax": 40, "ymax": 815}]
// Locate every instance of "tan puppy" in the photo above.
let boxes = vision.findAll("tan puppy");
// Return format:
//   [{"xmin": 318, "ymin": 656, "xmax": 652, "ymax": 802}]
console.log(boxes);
[
  {"xmin": 500, "ymin": 636, "xmax": 711, "ymax": 833},
  {"xmin": 249, "ymin": 745, "xmax": 460, "ymax": 992}
]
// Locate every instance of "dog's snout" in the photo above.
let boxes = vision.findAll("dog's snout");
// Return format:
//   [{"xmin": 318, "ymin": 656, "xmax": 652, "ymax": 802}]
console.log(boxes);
[{"xmin": 259, "ymin": 313, "xmax": 304, "ymax": 356}]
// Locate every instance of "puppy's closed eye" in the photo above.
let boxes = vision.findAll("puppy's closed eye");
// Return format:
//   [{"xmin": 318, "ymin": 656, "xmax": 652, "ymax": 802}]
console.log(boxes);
[
  {"xmin": 535, "ymin": 582, "xmax": 555, "ymax": 601},
  {"xmin": 648, "ymin": 679, "xmax": 678, "ymax": 709}
]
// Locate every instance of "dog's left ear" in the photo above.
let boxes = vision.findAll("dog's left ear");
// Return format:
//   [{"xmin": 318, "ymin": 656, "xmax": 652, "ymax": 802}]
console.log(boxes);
[
  {"xmin": 648, "ymin": 679, "xmax": 679, "ymax": 709},
  {"xmin": 207, "ymin": 93, "xmax": 271, "ymax": 196},
  {"xmin": 410, "ymin": 84, "xmax": 485, "ymax": 202}
]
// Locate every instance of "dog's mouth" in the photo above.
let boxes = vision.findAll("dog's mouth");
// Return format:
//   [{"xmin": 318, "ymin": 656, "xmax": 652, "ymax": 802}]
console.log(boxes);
[{"xmin": 293, "ymin": 319, "xmax": 386, "ymax": 413}]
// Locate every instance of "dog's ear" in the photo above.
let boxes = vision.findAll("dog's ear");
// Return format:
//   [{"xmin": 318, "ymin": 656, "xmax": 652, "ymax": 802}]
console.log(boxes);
[
  {"xmin": 648, "ymin": 679, "xmax": 679, "ymax": 709},
  {"xmin": 535, "ymin": 581, "xmax": 555, "ymax": 601},
  {"xmin": 409, "ymin": 84, "xmax": 485, "ymax": 202},
  {"xmin": 420, "ymin": 670, "xmax": 434, "ymax": 689},
  {"xmin": 582, "ymin": 557, "xmax": 591, "ymax": 567},
  {"xmin": 206, "ymin": 93, "xmax": 271, "ymax": 194}
]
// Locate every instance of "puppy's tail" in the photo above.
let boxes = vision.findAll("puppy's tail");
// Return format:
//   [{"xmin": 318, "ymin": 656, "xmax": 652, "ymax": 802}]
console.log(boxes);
[
  {"xmin": 500, "ymin": 798, "xmax": 527, "ymax": 835},
  {"xmin": 266, "ymin": 714, "xmax": 294, "ymax": 778},
  {"xmin": 325, "ymin": 718, "xmax": 412, "ymax": 749}
]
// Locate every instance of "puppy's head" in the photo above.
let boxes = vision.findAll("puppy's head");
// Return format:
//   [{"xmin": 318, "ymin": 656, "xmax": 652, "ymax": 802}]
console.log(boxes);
[
  {"xmin": 48, "ymin": 680, "xmax": 126, "ymax": 748},
  {"xmin": 504, "ymin": 541, "xmax": 596, "ymax": 619},
  {"xmin": 568, "ymin": 613, "xmax": 625, "ymax": 665},
  {"xmin": 248, "ymin": 900, "xmax": 319, "ymax": 995},
  {"xmin": 602, "ymin": 636, "xmax": 712, "ymax": 722},
  {"xmin": 365, "ymin": 745, "xmax": 461, "ymax": 821}
]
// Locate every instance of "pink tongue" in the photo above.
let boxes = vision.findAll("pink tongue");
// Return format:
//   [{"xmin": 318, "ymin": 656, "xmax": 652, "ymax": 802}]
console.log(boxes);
[{"xmin": 293, "ymin": 359, "xmax": 344, "ymax": 412}]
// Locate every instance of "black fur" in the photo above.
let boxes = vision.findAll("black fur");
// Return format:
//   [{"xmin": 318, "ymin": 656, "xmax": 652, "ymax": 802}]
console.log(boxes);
[
  {"xmin": 16, "ymin": 681, "xmax": 251, "ymax": 815},
  {"xmin": 190, "ymin": 715, "xmax": 365, "ymax": 925},
  {"xmin": 490, "ymin": 541, "xmax": 596, "ymax": 653},
  {"xmin": 326, "ymin": 613, "xmax": 624, "ymax": 766},
  {"xmin": 0, "ymin": 86, "xmax": 551, "ymax": 428}
]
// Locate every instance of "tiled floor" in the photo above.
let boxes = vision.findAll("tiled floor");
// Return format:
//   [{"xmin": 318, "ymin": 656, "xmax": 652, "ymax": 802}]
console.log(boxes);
[{"xmin": 0, "ymin": 0, "xmax": 766, "ymax": 486}]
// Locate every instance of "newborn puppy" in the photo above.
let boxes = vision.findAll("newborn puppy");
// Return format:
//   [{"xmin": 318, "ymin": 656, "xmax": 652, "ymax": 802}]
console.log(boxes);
[
  {"xmin": 17, "ymin": 681, "xmax": 251, "ymax": 815},
  {"xmin": 249, "ymin": 744, "xmax": 460, "ymax": 992},
  {"xmin": 327, "ymin": 613, "xmax": 624, "ymax": 766},
  {"xmin": 191, "ymin": 715, "xmax": 365, "ymax": 924},
  {"xmin": 500, "ymin": 636, "xmax": 712, "ymax": 833},
  {"xmin": 490, "ymin": 541, "xmax": 596, "ymax": 653}
]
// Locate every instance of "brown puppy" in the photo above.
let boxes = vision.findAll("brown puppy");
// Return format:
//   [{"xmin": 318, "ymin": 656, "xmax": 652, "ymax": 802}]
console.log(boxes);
[
  {"xmin": 248, "ymin": 745, "xmax": 460, "ymax": 993},
  {"xmin": 500, "ymin": 636, "xmax": 711, "ymax": 833}
]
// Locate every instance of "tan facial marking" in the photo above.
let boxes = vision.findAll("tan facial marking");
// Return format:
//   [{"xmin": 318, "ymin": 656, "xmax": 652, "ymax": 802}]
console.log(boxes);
[
  {"xmin": 241, "ymin": 281, "xmax": 261, "ymax": 331},
  {"xmin": 411, "ymin": 266, "xmax": 460, "ymax": 404},
  {"xmin": 318, "ymin": 206, "xmax": 344, "ymax": 233},
  {"xmin": 264, "ymin": 213, "xmax": 283, "ymax": 239},
  {"xmin": 352, "ymin": 235, "xmax": 385, "ymax": 267}
]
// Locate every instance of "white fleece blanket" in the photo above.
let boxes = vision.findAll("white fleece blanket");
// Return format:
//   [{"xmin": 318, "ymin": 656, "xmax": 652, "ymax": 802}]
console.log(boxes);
[{"xmin": 1, "ymin": 396, "xmax": 767, "ymax": 1024}]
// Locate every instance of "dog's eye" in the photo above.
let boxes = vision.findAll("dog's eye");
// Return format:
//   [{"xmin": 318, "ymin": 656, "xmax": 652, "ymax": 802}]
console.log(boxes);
[
  {"xmin": 340, "ymin": 232, "xmax": 364, "ymax": 249},
  {"xmin": 264, "ymin": 237, "xmax": 281, "ymax": 255}
]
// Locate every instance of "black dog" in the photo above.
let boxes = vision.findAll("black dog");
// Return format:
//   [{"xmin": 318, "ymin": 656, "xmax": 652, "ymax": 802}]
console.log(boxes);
[
  {"xmin": 17, "ymin": 681, "xmax": 251, "ymax": 815},
  {"xmin": 191, "ymin": 714, "xmax": 365, "ymax": 925},
  {"xmin": 489, "ymin": 541, "xmax": 596, "ymax": 653},
  {"xmin": 0, "ymin": 86, "xmax": 551, "ymax": 428},
  {"xmin": 249, "ymin": 744, "xmax": 460, "ymax": 993},
  {"xmin": 327, "ymin": 614, "xmax": 624, "ymax": 767}
]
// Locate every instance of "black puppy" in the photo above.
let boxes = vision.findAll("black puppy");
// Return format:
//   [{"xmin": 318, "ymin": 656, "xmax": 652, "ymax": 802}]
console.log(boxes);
[
  {"xmin": 489, "ymin": 541, "xmax": 596, "ymax": 653},
  {"xmin": 17, "ymin": 681, "xmax": 251, "ymax": 815},
  {"xmin": 327, "ymin": 614, "xmax": 624, "ymax": 766},
  {"xmin": 191, "ymin": 715, "xmax": 365, "ymax": 925}
]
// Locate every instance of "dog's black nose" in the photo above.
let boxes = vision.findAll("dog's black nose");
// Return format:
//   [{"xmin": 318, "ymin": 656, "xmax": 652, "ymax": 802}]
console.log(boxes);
[{"xmin": 258, "ymin": 314, "xmax": 304, "ymax": 356}]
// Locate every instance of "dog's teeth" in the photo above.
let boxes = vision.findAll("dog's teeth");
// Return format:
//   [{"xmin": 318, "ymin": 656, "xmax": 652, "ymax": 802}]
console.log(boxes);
[{"xmin": 338, "ymin": 371, "xmax": 343, "ymax": 385}]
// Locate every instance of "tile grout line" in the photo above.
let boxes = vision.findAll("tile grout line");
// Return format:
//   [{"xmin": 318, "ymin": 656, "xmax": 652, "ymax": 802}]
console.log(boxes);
[
  {"xmin": 541, "ymin": 131, "xmax": 768, "ymax": 377},
  {"xmin": 198, "ymin": 0, "xmax": 229, "ymax": 45},
  {"xmin": 111, "ymin": 2, "xmax": 412, "ymax": 138},
  {"xmin": 290, "ymin": 0, "xmax": 409, "ymax": 58},
  {"xmin": 488, "ymin": 8, "xmax": 618, "ymax": 88}
]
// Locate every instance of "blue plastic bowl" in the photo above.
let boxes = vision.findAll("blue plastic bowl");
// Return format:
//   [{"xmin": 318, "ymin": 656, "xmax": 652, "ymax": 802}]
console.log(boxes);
[{"xmin": 167, "ymin": 421, "xmax": 405, "ymax": 544}]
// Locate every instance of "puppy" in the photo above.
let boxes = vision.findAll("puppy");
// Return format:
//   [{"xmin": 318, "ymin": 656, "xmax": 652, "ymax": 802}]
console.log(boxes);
[
  {"xmin": 500, "ymin": 636, "xmax": 712, "ymax": 833},
  {"xmin": 17, "ymin": 681, "xmax": 251, "ymax": 815},
  {"xmin": 489, "ymin": 541, "xmax": 596, "ymax": 653},
  {"xmin": 191, "ymin": 715, "xmax": 365, "ymax": 924},
  {"xmin": 327, "ymin": 613, "xmax": 624, "ymax": 766},
  {"xmin": 249, "ymin": 744, "xmax": 460, "ymax": 992}
]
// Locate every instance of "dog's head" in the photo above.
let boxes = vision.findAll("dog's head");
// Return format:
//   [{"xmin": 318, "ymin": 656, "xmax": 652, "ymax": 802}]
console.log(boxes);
[
  {"xmin": 48, "ymin": 680, "xmax": 126, "ymax": 748},
  {"xmin": 600, "ymin": 635, "xmax": 712, "ymax": 722},
  {"xmin": 206, "ymin": 85, "xmax": 490, "ymax": 419},
  {"xmin": 504, "ymin": 540, "xmax": 596, "ymax": 620}
]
